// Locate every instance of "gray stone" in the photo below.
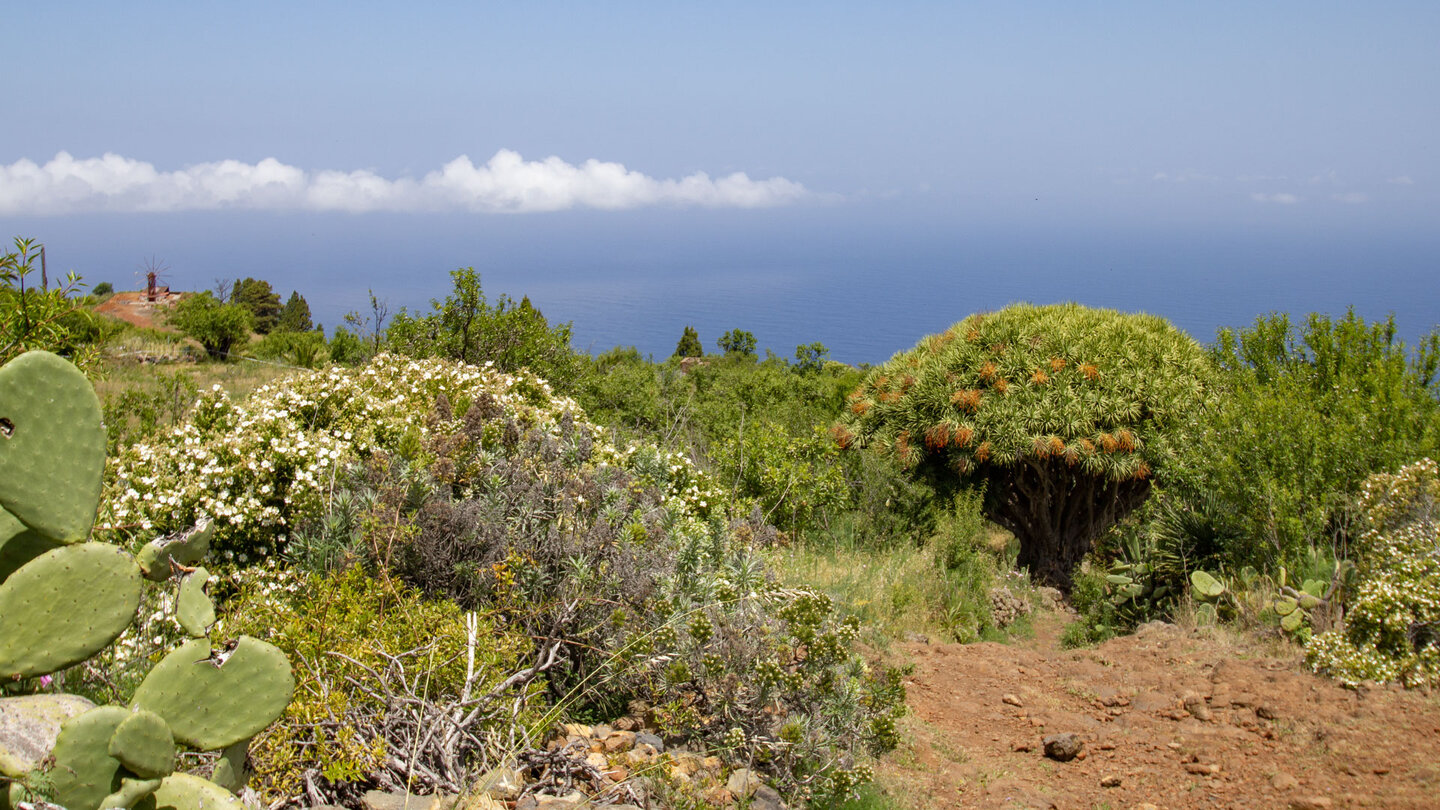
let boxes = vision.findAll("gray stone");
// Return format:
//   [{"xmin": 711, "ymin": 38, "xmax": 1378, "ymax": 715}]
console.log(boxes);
[
  {"xmin": 726, "ymin": 767, "xmax": 762, "ymax": 798},
  {"xmin": 360, "ymin": 790, "xmax": 453, "ymax": 810},
  {"xmin": 519, "ymin": 792, "xmax": 588, "ymax": 810},
  {"xmin": 634, "ymin": 731, "xmax": 664, "ymax": 752},
  {"xmin": 1042, "ymin": 732, "xmax": 1084, "ymax": 762},
  {"xmin": 0, "ymin": 694, "xmax": 95, "ymax": 778},
  {"xmin": 751, "ymin": 784, "xmax": 786, "ymax": 810}
]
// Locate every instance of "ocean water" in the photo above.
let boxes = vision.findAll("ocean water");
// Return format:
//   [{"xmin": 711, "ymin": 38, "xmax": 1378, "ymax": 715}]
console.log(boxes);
[{"xmin": 13, "ymin": 204, "xmax": 1439, "ymax": 366}]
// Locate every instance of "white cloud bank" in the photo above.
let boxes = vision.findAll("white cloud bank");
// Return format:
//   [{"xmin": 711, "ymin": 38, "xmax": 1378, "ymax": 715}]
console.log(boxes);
[{"xmin": 0, "ymin": 150, "xmax": 811, "ymax": 215}]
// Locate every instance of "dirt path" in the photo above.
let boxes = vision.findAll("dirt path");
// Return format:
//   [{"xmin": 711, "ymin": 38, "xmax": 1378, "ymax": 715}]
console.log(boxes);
[{"xmin": 879, "ymin": 612, "xmax": 1440, "ymax": 809}]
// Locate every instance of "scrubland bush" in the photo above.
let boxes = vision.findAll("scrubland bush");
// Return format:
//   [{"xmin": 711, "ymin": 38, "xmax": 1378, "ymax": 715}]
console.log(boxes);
[
  {"xmin": 1166, "ymin": 310, "xmax": 1439, "ymax": 572},
  {"xmin": 245, "ymin": 328, "xmax": 328, "ymax": 368},
  {"xmin": 1307, "ymin": 458, "xmax": 1440, "ymax": 687},
  {"xmin": 93, "ymin": 354, "xmax": 902, "ymax": 804},
  {"xmin": 295, "ymin": 390, "xmax": 904, "ymax": 802},
  {"xmin": 221, "ymin": 568, "xmax": 539, "ymax": 801}
]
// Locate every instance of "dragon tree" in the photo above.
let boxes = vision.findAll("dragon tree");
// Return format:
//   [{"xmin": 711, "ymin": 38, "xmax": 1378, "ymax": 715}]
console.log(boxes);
[{"xmin": 835, "ymin": 303, "xmax": 1210, "ymax": 591}]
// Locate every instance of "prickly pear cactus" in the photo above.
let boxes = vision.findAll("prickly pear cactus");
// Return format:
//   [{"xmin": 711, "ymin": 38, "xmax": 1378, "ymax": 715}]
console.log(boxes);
[
  {"xmin": 0, "ymin": 351, "xmax": 295, "ymax": 810},
  {"xmin": 0, "ymin": 507, "xmax": 57, "ymax": 584},
  {"xmin": 175, "ymin": 567, "xmax": 216, "ymax": 638},
  {"xmin": 135, "ymin": 521, "xmax": 213, "ymax": 583},
  {"xmin": 138, "ymin": 772, "xmax": 245, "ymax": 810},
  {"xmin": 207, "ymin": 740, "xmax": 252, "ymax": 794},
  {"xmin": 107, "ymin": 710, "xmax": 176, "ymax": 780},
  {"xmin": 0, "ymin": 350, "xmax": 106, "ymax": 542},
  {"xmin": 132, "ymin": 637, "xmax": 295, "ymax": 751},
  {"xmin": 0, "ymin": 543, "xmax": 143, "ymax": 679},
  {"xmin": 47, "ymin": 705, "xmax": 134, "ymax": 810}
]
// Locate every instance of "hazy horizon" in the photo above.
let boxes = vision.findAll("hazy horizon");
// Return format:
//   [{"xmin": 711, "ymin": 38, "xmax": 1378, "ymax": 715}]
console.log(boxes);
[{"xmin": 5, "ymin": 2, "xmax": 1436, "ymax": 363}]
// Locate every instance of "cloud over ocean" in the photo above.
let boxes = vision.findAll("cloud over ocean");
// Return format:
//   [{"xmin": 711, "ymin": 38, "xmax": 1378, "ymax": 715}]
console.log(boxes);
[{"xmin": 0, "ymin": 150, "xmax": 811, "ymax": 215}]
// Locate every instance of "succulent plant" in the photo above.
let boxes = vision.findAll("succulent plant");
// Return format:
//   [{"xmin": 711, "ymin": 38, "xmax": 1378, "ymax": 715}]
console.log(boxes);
[
  {"xmin": 0, "ymin": 350, "xmax": 106, "ymax": 543},
  {"xmin": 0, "ymin": 351, "xmax": 294, "ymax": 810},
  {"xmin": 1189, "ymin": 569, "xmax": 1226, "ymax": 601},
  {"xmin": 174, "ymin": 567, "xmax": 216, "ymax": 639},
  {"xmin": 0, "ymin": 543, "xmax": 143, "ymax": 679},
  {"xmin": 131, "ymin": 637, "xmax": 294, "ymax": 751}
]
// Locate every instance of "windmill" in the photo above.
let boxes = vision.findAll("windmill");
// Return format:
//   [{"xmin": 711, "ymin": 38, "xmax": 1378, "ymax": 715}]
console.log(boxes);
[{"xmin": 137, "ymin": 256, "xmax": 170, "ymax": 302}]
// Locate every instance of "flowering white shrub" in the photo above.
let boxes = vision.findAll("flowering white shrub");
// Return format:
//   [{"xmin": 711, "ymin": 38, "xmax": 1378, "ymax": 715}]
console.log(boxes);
[
  {"xmin": 99, "ymin": 354, "xmax": 717, "ymax": 556},
  {"xmin": 1307, "ymin": 458, "xmax": 1440, "ymax": 688}
]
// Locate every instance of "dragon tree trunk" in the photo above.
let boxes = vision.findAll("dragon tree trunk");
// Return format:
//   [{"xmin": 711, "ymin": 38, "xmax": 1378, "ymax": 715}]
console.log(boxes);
[{"xmin": 979, "ymin": 458, "xmax": 1152, "ymax": 592}]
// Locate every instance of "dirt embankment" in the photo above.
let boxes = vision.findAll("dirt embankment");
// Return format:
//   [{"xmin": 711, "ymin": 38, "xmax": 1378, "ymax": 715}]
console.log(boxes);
[{"xmin": 884, "ymin": 614, "xmax": 1440, "ymax": 809}]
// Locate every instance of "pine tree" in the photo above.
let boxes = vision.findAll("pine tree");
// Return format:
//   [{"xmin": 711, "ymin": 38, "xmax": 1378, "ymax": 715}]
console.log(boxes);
[
  {"xmin": 674, "ymin": 325, "xmax": 702, "ymax": 358},
  {"xmin": 276, "ymin": 291, "xmax": 313, "ymax": 333},
  {"xmin": 230, "ymin": 278, "xmax": 282, "ymax": 334}
]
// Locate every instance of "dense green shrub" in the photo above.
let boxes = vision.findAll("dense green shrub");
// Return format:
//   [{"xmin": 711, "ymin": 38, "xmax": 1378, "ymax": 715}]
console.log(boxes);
[
  {"xmin": 1166, "ymin": 310, "xmax": 1440, "ymax": 570},
  {"xmin": 244, "ymin": 328, "xmax": 327, "ymax": 368},
  {"xmin": 167, "ymin": 293, "xmax": 254, "ymax": 360},
  {"xmin": 712, "ymin": 421, "xmax": 848, "ymax": 534},
  {"xmin": 327, "ymin": 324, "xmax": 367, "ymax": 365},
  {"xmin": 837, "ymin": 303, "xmax": 1212, "ymax": 590},
  {"xmin": 386, "ymin": 267, "xmax": 579, "ymax": 389},
  {"xmin": 573, "ymin": 347, "xmax": 938, "ymax": 549},
  {"xmin": 1, "ymin": 236, "xmax": 105, "ymax": 372},
  {"xmin": 717, "ymin": 328, "xmax": 757, "ymax": 358},
  {"xmin": 1307, "ymin": 458, "xmax": 1440, "ymax": 687},
  {"xmin": 220, "ymin": 568, "xmax": 538, "ymax": 801}
]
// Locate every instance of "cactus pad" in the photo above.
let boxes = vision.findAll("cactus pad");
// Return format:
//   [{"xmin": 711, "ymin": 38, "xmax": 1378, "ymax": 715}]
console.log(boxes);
[
  {"xmin": 0, "ymin": 507, "xmax": 58, "ymax": 584},
  {"xmin": 136, "ymin": 521, "xmax": 214, "ymax": 582},
  {"xmin": 0, "ymin": 543, "xmax": 143, "ymax": 679},
  {"xmin": 48, "ymin": 705, "xmax": 130, "ymax": 810},
  {"xmin": 107, "ymin": 709, "xmax": 175, "ymax": 780},
  {"xmin": 131, "ymin": 637, "xmax": 295, "ymax": 751},
  {"xmin": 209, "ymin": 738, "xmax": 252, "ymax": 794},
  {"xmin": 1280, "ymin": 608, "xmax": 1305, "ymax": 633},
  {"xmin": 136, "ymin": 773, "xmax": 245, "ymax": 810},
  {"xmin": 99, "ymin": 776, "xmax": 162, "ymax": 810},
  {"xmin": 0, "ymin": 351, "xmax": 106, "ymax": 542},
  {"xmin": 175, "ymin": 567, "xmax": 216, "ymax": 638},
  {"xmin": 1189, "ymin": 570, "xmax": 1225, "ymax": 600}
]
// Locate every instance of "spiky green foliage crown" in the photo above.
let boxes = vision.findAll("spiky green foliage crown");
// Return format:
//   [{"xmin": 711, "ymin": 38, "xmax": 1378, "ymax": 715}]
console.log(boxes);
[{"xmin": 836, "ymin": 303, "xmax": 1211, "ymax": 481}]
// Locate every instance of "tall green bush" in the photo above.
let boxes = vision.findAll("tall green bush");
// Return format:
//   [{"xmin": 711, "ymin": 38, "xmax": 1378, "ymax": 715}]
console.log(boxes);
[
  {"xmin": 386, "ymin": 267, "xmax": 579, "ymax": 389},
  {"xmin": 230, "ymin": 278, "xmax": 282, "ymax": 334},
  {"xmin": 1167, "ymin": 310, "xmax": 1440, "ymax": 569},
  {"xmin": 167, "ymin": 293, "xmax": 254, "ymax": 360},
  {"xmin": 0, "ymin": 237, "xmax": 104, "ymax": 373},
  {"xmin": 674, "ymin": 325, "xmax": 702, "ymax": 358}
]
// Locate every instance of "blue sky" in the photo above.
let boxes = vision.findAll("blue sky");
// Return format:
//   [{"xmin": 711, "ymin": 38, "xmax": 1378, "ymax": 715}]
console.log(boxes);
[{"xmin": 3, "ymin": 2, "xmax": 1437, "ymax": 359}]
